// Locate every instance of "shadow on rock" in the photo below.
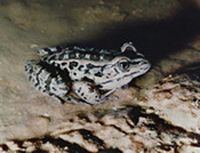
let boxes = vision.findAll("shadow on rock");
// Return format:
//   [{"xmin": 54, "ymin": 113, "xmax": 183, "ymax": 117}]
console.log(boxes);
[{"xmin": 77, "ymin": 5, "xmax": 200, "ymax": 64}]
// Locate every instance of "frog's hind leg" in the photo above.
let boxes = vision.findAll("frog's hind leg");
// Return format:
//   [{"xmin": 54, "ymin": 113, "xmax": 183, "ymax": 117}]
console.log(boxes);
[{"xmin": 25, "ymin": 60, "xmax": 70, "ymax": 104}]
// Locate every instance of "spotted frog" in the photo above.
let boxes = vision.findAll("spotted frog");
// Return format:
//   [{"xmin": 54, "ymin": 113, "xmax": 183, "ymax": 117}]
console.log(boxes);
[{"xmin": 25, "ymin": 42, "xmax": 150, "ymax": 105}]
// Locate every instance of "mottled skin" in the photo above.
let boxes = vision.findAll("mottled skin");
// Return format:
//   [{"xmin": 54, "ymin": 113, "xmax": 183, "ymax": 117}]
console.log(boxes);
[{"xmin": 25, "ymin": 42, "xmax": 150, "ymax": 105}]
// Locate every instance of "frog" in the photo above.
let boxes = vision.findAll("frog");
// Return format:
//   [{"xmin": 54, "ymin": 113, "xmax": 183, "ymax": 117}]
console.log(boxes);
[{"xmin": 25, "ymin": 42, "xmax": 151, "ymax": 105}]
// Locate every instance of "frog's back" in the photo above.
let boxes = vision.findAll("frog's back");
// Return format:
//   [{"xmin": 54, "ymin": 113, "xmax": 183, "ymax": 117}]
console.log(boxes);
[{"xmin": 38, "ymin": 45, "xmax": 123, "ymax": 63}]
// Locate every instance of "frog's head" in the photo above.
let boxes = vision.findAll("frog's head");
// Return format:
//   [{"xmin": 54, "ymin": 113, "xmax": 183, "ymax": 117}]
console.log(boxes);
[
  {"xmin": 99, "ymin": 42, "xmax": 151, "ymax": 90},
  {"xmin": 117, "ymin": 42, "xmax": 150, "ymax": 78}
]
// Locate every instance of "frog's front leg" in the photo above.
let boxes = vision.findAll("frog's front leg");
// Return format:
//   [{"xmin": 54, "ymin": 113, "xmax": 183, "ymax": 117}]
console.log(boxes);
[{"xmin": 73, "ymin": 81, "xmax": 114, "ymax": 105}]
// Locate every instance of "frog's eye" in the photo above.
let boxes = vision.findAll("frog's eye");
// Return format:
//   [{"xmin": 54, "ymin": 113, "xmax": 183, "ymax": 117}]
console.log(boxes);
[{"xmin": 117, "ymin": 58, "xmax": 130, "ymax": 71}]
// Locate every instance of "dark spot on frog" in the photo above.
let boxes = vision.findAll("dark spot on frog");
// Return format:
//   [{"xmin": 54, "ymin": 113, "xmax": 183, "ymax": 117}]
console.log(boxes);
[
  {"xmin": 69, "ymin": 61, "xmax": 78, "ymax": 70},
  {"xmin": 96, "ymin": 84, "xmax": 103, "ymax": 88},
  {"xmin": 101, "ymin": 80, "xmax": 113, "ymax": 85},
  {"xmin": 73, "ymin": 72, "xmax": 77, "ymax": 76},
  {"xmin": 67, "ymin": 97, "xmax": 71, "ymax": 101},
  {"xmin": 51, "ymin": 61, "xmax": 57, "ymax": 67},
  {"xmin": 34, "ymin": 82, "xmax": 39, "ymax": 88},
  {"xmin": 94, "ymin": 72, "xmax": 103, "ymax": 77},
  {"xmin": 117, "ymin": 78, "xmax": 121, "ymax": 81},
  {"xmin": 38, "ymin": 86, "xmax": 42, "ymax": 91},
  {"xmin": 44, "ymin": 47, "xmax": 51, "ymax": 54},
  {"xmin": 26, "ymin": 67, "xmax": 33, "ymax": 73},
  {"xmin": 84, "ymin": 97, "xmax": 87, "ymax": 100},
  {"xmin": 42, "ymin": 56, "xmax": 48, "ymax": 61},
  {"xmin": 105, "ymin": 72, "xmax": 112, "ymax": 78},
  {"xmin": 28, "ymin": 76, "xmax": 32, "ymax": 81},
  {"xmin": 56, "ymin": 45, "xmax": 62, "ymax": 52},
  {"xmin": 81, "ymin": 93, "xmax": 84, "ymax": 96},
  {"xmin": 86, "ymin": 63, "xmax": 94, "ymax": 69},
  {"xmin": 77, "ymin": 87, "xmax": 82, "ymax": 93},
  {"xmin": 114, "ymin": 67, "xmax": 119, "ymax": 73},
  {"xmin": 85, "ymin": 64, "xmax": 99, "ymax": 74},
  {"xmin": 88, "ymin": 86, "xmax": 95, "ymax": 93},
  {"xmin": 52, "ymin": 87, "xmax": 57, "ymax": 91},
  {"xmin": 61, "ymin": 62, "xmax": 67, "ymax": 66},
  {"xmin": 78, "ymin": 65, "xmax": 84, "ymax": 71},
  {"xmin": 84, "ymin": 69, "xmax": 90, "ymax": 74}
]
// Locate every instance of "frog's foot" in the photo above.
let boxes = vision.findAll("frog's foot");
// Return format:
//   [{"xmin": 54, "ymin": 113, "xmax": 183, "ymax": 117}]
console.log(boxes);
[
  {"xmin": 25, "ymin": 60, "xmax": 70, "ymax": 103},
  {"xmin": 73, "ymin": 81, "xmax": 112, "ymax": 105}
]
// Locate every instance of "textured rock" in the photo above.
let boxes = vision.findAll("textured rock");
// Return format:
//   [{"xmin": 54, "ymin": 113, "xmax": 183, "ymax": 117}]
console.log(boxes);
[{"xmin": 1, "ymin": 72, "xmax": 200, "ymax": 152}]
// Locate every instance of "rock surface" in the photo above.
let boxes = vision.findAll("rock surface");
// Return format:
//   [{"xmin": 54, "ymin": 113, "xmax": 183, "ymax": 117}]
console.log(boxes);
[{"xmin": 1, "ymin": 73, "xmax": 200, "ymax": 152}]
